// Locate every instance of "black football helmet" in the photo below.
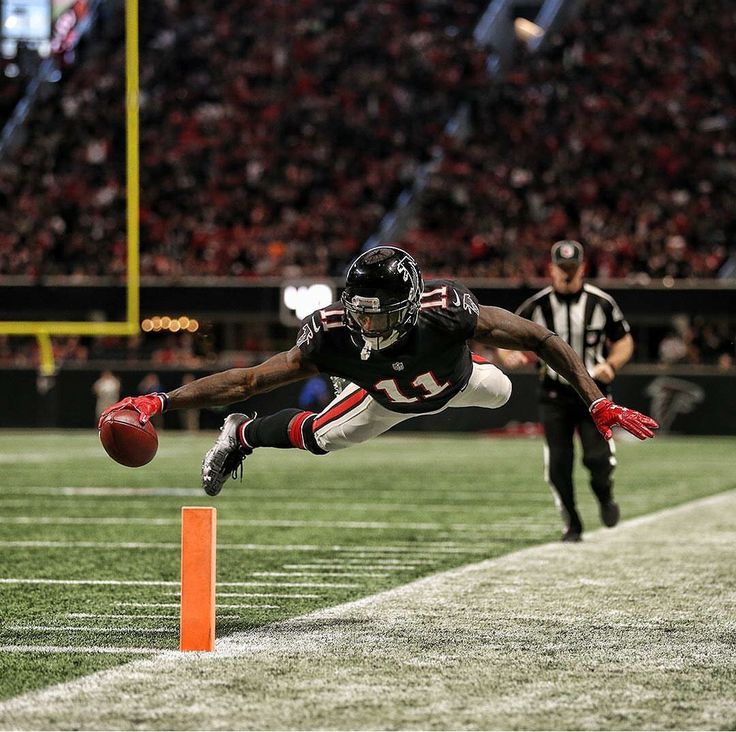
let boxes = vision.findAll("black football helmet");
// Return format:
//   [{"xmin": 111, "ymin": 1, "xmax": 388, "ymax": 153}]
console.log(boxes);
[{"xmin": 341, "ymin": 246, "xmax": 423, "ymax": 356}]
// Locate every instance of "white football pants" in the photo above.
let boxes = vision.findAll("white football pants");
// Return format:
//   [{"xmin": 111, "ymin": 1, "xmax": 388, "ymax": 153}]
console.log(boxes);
[{"xmin": 312, "ymin": 359, "xmax": 512, "ymax": 452}]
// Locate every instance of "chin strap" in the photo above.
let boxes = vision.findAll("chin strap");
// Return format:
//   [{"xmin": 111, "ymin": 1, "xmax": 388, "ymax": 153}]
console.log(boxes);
[{"xmin": 360, "ymin": 341, "xmax": 371, "ymax": 360}]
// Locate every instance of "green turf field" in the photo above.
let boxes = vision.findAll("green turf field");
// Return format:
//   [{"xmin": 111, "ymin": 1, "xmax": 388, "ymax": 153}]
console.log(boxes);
[{"xmin": 0, "ymin": 430, "xmax": 734, "ymax": 707}]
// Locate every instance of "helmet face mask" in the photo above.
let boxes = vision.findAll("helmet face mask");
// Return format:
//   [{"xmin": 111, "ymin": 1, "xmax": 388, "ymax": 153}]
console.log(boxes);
[
  {"xmin": 344, "ymin": 299, "xmax": 411, "ymax": 338},
  {"xmin": 341, "ymin": 246, "xmax": 423, "ymax": 353}
]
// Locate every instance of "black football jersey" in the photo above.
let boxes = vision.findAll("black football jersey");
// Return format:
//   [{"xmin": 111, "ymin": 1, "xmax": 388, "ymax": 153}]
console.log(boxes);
[{"xmin": 296, "ymin": 280, "xmax": 480, "ymax": 414}]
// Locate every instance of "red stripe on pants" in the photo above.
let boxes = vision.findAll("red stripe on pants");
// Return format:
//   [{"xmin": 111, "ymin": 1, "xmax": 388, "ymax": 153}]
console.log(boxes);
[
  {"xmin": 288, "ymin": 411, "xmax": 314, "ymax": 449},
  {"xmin": 471, "ymin": 353, "xmax": 491, "ymax": 364},
  {"xmin": 314, "ymin": 389, "xmax": 368, "ymax": 431}
]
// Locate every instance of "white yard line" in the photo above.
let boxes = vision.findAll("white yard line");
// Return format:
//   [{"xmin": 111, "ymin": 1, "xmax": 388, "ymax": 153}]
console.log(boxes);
[
  {"xmin": 184, "ymin": 593, "xmax": 321, "ymax": 599},
  {"xmin": 1, "ymin": 490, "xmax": 734, "ymax": 731},
  {"xmin": 0, "ymin": 494, "xmax": 542, "ymax": 516},
  {"xmin": 8, "ymin": 626, "xmax": 176, "ymax": 635},
  {"xmin": 68, "ymin": 614, "xmax": 178, "ymax": 620},
  {"xmin": 251, "ymin": 571, "xmax": 389, "ymax": 578},
  {"xmin": 0, "ymin": 646, "xmax": 161, "ymax": 655},
  {"xmin": 66, "ymin": 614, "xmax": 240, "ymax": 621},
  {"xmin": 1, "ymin": 485, "xmax": 546, "ymax": 499},
  {"xmin": 301, "ymin": 557, "xmax": 436, "ymax": 565},
  {"xmin": 0, "ymin": 578, "xmax": 179, "ymax": 587},
  {"xmin": 115, "ymin": 603, "xmax": 280, "ymax": 610},
  {"xmin": 0, "ymin": 516, "xmax": 511, "ymax": 531},
  {"xmin": 0, "ymin": 578, "xmax": 359, "ymax": 589},
  {"xmin": 282, "ymin": 564, "xmax": 417, "ymax": 571},
  {"xmin": 0, "ymin": 540, "xmax": 489, "ymax": 554}
]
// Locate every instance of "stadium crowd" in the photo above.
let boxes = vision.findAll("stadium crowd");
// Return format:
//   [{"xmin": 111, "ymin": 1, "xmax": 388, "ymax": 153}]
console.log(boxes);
[
  {"xmin": 0, "ymin": 0, "xmax": 733, "ymax": 280},
  {"xmin": 401, "ymin": 0, "xmax": 736, "ymax": 280},
  {"xmin": 0, "ymin": 0, "xmax": 487, "ymax": 278}
]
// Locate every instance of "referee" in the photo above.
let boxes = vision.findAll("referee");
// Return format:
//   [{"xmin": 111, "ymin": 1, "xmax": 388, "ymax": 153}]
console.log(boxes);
[{"xmin": 501, "ymin": 240, "xmax": 634, "ymax": 542}]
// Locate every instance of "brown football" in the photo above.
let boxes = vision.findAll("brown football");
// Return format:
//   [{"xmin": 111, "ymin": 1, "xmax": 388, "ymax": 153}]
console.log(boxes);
[{"xmin": 99, "ymin": 408, "xmax": 158, "ymax": 467}]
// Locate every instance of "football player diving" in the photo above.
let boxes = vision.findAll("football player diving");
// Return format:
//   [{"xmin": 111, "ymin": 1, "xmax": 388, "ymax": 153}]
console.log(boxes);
[{"xmin": 100, "ymin": 246, "xmax": 659, "ymax": 496}]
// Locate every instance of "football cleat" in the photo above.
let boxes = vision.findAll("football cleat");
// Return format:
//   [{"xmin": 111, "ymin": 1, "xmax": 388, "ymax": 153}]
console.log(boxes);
[
  {"xmin": 561, "ymin": 528, "xmax": 582, "ymax": 543},
  {"xmin": 201, "ymin": 413, "xmax": 253, "ymax": 496},
  {"xmin": 600, "ymin": 500, "xmax": 620, "ymax": 528}
]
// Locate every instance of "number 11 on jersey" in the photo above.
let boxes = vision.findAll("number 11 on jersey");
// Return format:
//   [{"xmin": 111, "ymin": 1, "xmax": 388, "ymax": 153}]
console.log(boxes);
[{"xmin": 374, "ymin": 371, "xmax": 450, "ymax": 404}]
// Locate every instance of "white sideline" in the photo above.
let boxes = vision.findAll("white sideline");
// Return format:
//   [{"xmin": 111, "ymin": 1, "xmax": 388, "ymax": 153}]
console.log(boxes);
[{"xmin": 1, "ymin": 490, "xmax": 734, "ymax": 731}]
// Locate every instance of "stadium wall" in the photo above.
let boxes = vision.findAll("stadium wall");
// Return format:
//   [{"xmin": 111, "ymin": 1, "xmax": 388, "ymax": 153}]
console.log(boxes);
[{"xmin": 2, "ymin": 366, "xmax": 732, "ymax": 435}]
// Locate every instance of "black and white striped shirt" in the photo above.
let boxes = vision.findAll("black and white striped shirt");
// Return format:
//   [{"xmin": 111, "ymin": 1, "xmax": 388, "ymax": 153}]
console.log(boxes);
[{"xmin": 516, "ymin": 283, "xmax": 630, "ymax": 387}]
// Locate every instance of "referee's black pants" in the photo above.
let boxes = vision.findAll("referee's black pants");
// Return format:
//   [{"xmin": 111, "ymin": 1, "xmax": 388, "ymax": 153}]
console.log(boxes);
[{"xmin": 540, "ymin": 389, "xmax": 615, "ymax": 534}]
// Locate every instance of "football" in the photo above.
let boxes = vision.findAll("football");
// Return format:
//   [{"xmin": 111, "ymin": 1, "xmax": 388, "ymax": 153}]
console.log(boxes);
[{"xmin": 99, "ymin": 409, "xmax": 158, "ymax": 467}]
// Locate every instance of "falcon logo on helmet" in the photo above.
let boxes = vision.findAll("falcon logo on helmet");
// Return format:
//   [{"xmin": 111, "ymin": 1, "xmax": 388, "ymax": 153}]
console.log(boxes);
[{"xmin": 341, "ymin": 245, "xmax": 423, "ymax": 358}]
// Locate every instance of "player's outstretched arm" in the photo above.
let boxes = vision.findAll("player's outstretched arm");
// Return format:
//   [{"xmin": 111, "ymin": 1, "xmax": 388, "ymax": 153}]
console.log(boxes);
[
  {"xmin": 474, "ymin": 306, "xmax": 602, "ymax": 404},
  {"xmin": 99, "ymin": 347, "xmax": 318, "ymax": 426},
  {"xmin": 473, "ymin": 306, "xmax": 658, "ymax": 440}
]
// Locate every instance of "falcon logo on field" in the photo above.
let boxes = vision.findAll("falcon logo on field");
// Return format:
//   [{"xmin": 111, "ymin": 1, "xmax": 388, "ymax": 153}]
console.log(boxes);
[
  {"xmin": 296, "ymin": 323, "xmax": 314, "ymax": 347},
  {"xmin": 462, "ymin": 294, "xmax": 479, "ymax": 315}
]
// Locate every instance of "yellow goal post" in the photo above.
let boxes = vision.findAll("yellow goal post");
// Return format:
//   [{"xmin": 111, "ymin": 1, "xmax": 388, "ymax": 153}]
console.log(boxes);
[{"xmin": 0, "ymin": 0, "xmax": 141, "ymax": 375}]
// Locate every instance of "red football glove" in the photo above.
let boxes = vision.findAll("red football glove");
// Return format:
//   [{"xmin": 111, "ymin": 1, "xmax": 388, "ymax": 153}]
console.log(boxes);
[
  {"xmin": 98, "ymin": 394, "xmax": 166, "ymax": 429},
  {"xmin": 589, "ymin": 398, "xmax": 659, "ymax": 441}
]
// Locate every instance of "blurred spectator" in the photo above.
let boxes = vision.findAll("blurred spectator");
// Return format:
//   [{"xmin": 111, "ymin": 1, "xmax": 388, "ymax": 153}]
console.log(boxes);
[
  {"xmin": 2, "ymin": 0, "xmax": 733, "ymax": 281},
  {"xmin": 0, "ymin": 0, "xmax": 487, "ymax": 278},
  {"xmin": 138, "ymin": 371, "xmax": 162, "ymax": 395},
  {"xmin": 658, "ymin": 330, "xmax": 690, "ymax": 366},
  {"xmin": 298, "ymin": 375, "xmax": 332, "ymax": 412},
  {"xmin": 401, "ymin": 0, "xmax": 736, "ymax": 281},
  {"xmin": 92, "ymin": 369, "xmax": 121, "ymax": 418}
]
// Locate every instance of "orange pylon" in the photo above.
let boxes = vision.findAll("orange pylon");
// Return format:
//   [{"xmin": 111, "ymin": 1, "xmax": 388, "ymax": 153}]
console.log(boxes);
[{"xmin": 179, "ymin": 506, "xmax": 216, "ymax": 651}]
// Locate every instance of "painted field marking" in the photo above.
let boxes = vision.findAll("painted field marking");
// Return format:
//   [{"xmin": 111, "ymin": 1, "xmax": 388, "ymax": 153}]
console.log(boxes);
[
  {"xmin": 251, "ymin": 571, "xmax": 390, "ymax": 578},
  {"xmin": 0, "ymin": 579, "xmax": 360, "ymax": 588},
  {"xmin": 0, "ymin": 516, "xmax": 516, "ymax": 532},
  {"xmin": 67, "ymin": 613, "xmax": 241, "ymax": 621},
  {"xmin": 0, "ymin": 541, "xmax": 489, "ymax": 554},
  {"xmin": 0, "ymin": 578, "xmax": 179, "ymax": 587},
  {"xmin": 0, "ymin": 645, "xmax": 161, "ymax": 655},
  {"xmin": 282, "ymin": 563, "xmax": 419, "ymax": 571},
  {"xmin": 8, "ymin": 625, "xmax": 176, "ymax": 634},
  {"xmin": 299, "ymin": 558, "xmax": 436, "ymax": 565},
  {"xmin": 167, "ymin": 592, "xmax": 322, "ymax": 599},
  {"xmin": 116, "ymin": 602, "xmax": 279, "ymax": 610},
  {"xmin": 68, "ymin": 613, "xmax": 178, "ymax": 620},
  {"xmin": 0, "ymin": 495, "xmax": 545, "ymax": 516},
  {"xmin": 4, "ymin": 484, "xmax": 550, "ymax": 499}
]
